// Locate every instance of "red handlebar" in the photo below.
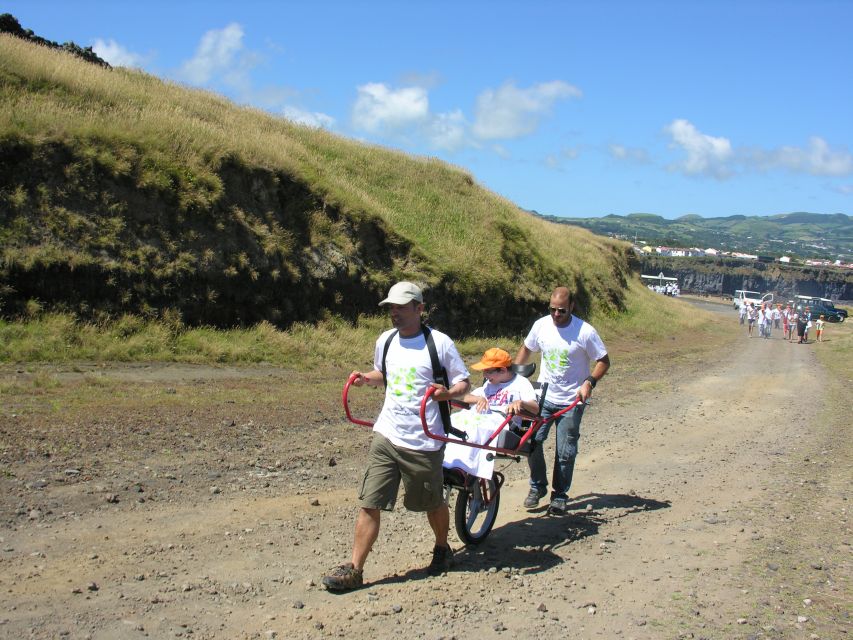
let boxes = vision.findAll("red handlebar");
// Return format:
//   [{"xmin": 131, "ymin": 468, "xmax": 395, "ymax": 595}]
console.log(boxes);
[
  {"xmin": 345, "ymin": 374, "xmax": 583, "ymax": 458},
  {"xmin": 342, "ymin": 373, "xmax": 375, "ymax": 427},
  {"xmin": 419, "ymin": 386, "xmax": 584, "ymax": 455}
]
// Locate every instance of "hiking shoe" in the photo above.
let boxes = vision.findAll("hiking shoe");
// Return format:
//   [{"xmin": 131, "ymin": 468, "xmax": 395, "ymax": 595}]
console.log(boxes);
[
  {"xmin": 523, "ymin": 487, "xmax": 547, "ymax": 509},
  {"xmin": 548, "ymin": 497, "xmax": 568, "ymax": 515},
  {"xmin": 321, "ymin": 562, "xmax": 363, "ymax": 591},
  {"xmin": 427, "ymin": 545, "xmax": 454, "ymax": 576}
]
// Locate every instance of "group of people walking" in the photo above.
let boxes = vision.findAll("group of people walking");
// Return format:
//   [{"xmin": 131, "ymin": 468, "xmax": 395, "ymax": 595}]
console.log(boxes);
[{"xmin": 739, "ymin": 301, "xmax": 826, "ymax": 343}]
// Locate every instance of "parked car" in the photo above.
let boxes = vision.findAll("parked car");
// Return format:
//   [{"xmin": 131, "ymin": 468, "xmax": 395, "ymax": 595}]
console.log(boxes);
[
  {"xmin": 792, "ymin": 296, "xmax": 848, "ymax": 323},
  {"xmin": 733, "ymin": 289, "xmax": 773, "ymax": 311}
]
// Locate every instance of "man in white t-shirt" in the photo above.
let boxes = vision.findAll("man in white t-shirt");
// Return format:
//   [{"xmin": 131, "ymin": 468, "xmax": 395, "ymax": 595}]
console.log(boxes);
[
  {"xmin": 515, "ymin": 286, "xmax": 610, "ymax": 515},
  {"xmin": 323, "ymin": 281, "xmax": 470, "ymax": 591}
]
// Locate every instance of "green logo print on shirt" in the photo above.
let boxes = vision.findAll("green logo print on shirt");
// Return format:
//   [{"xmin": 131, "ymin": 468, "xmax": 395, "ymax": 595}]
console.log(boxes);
[
  {"xmin": 543, "ymin": 348, "xmax": 571, "ymax": 373},
  {"xmin": 387, "ymin": 367, "xmax": 418, "ymax": 402}
]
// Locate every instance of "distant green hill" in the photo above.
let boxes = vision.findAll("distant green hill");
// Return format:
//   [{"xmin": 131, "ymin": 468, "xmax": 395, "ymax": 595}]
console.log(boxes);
[
  {"xmin": 0, "ymin": 32, "xmax": 635, "ymax": 335},
  {"xmin": 538, "ymin": 212, "xmax": 852, "ymax": 261}
]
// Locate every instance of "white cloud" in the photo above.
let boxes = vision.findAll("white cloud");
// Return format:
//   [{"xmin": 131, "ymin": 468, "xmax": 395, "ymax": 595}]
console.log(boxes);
[
  {"xmin": 544, "ymin": 147, "xmax": 580, "ymax": 169},
  {"xmin": 399, "ymin": 70, "xmax": 443, "ymax": 90},
  {"xmin": 350, "ymin": 78, "xmax": 580, "ymax": 154},
  {"xmin": 664, "ymin": 119, "xmax": 733, "ymax": 178},
  {"xmin": 282, "ymin": 106, "xmax": 335, "ymax": 129},
  {"xmin": 609, "ymin": 144, "xmax": 649, "ymax": 163},
  {"xmin": 92, "ymin": 38, "xmax": 146, "ymax": 68},
  {"xmin": 492, "ymin": 144, "xmax": 511, "ymax": 159},
  {"xmin": 352, "ymin": 83, "xmax": 429, "ymax": 133},
  {"xmin": 663, "ymin": 121, "xmax": 851, "ymax": 182},
  {"xmin": 351, "ymin": 83, "xmax": 471, "ymax": 151},
  {"xmin": 179, "ymin": 23, "xmax": 246, "ymax": 86},
  {"xmin": 424, "ymin": 110, "xmax": 468, "ymax": 151},
  {"xmin": 472, "ymin": 81, "xmax": 582, "ymax": 140},
  {"xmin": 769, "ymin": 137, "xmax": 853, "ymax": 176},
  {"xmin": 177, "ymin": 24, "xmax": 327, "ymax": 128}
]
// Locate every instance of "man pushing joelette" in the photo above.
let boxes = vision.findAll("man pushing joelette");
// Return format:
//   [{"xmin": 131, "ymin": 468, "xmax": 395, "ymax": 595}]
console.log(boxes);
[{"xmin": 322, "ymin": 281, "xmax": 470, "ymax": 591}]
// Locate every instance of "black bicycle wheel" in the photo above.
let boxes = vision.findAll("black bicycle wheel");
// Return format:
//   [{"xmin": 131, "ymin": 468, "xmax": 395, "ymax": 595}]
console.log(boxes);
[{"xmin": 454, "ymin": 475, "xmax": 500, "ymax": 545}]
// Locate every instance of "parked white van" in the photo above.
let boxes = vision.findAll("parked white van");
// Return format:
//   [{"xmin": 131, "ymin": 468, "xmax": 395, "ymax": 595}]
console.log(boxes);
[{"xmin": 733, "ymin": 289, "xmax": 773, "ymax": 311}]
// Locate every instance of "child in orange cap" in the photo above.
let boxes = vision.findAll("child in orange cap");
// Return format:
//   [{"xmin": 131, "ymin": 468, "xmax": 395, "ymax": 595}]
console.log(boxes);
[{"xmin": 462, "ymin": 348, "xmax": 539, "ymax": 421}]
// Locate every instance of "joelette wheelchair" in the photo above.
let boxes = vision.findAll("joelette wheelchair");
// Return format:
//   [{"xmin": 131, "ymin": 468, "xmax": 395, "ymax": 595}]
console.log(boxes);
[{"xmin": 342, "ymin": 364, "xmax": 582, "ymax": 545}]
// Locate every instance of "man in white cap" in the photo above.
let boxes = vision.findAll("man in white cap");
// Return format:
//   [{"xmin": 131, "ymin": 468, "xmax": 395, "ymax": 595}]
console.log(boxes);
[
  {"xmin": 323, "ymin": 281, "xmax": 470, "ymax": 591},
  {"xmin": 515, "ymin": 286, "xmax": 610, "ymax": 514}
]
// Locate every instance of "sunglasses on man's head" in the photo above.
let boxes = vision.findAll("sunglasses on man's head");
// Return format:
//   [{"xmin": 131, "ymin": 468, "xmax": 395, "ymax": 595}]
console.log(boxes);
[{"xmin": 549, "ymin": 307, "xmax": 567, "ymax": 315}]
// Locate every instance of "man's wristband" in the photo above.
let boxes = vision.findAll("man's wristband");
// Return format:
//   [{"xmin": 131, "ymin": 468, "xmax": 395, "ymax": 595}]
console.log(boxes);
[{"xmin": 585, "ymin": 376, "xmax": 597, "ymax": 389}]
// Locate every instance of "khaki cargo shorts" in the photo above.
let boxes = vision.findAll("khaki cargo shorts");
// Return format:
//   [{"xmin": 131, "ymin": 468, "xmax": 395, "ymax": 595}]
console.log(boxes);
[{"xmin": 359, "ymin": 432, "xmax": 445, "ymax": 512}]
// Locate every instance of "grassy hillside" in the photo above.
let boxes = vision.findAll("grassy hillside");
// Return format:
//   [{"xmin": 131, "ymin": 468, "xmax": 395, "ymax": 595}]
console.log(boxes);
[
  {"xmin": 540, "ymin": 211, "xmax": 852, "ymax": 260},
  {"xmin": 0, "ymin": 34, "xmax": 634, "ymax": 335}
]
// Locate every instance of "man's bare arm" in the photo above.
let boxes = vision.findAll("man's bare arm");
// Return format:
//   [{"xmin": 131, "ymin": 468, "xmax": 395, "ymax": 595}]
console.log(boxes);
[
  {"xmin": 431, "ymin": 379, "xmax": 471, "ymax": 402},
  {"xmin": 577, "ymin": 354, "xmax": 611, "ymax": 402},
  {"xmin": 349, "ymin": 369, "xmax": 385, "ymax": 387}
]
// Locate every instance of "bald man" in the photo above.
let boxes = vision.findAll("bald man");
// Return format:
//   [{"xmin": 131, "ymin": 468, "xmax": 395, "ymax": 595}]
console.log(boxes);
[{"xmin": 515, "ymin": 287, "xmax": 610, "ymax": 514}]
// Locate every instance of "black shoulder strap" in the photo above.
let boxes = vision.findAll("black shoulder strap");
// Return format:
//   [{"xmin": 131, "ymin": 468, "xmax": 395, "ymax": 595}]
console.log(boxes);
[
  {"xmin": 380, "ymin": 325, "xmax": 465, "ymax": 439},
  {"xmin": 420, "ymin": 325, "xmax": 447, "ymax": 386},
  {"xmin": 422, "ymin": 325, "xmax": 466, "ymax": 439},
  {"xmin": 380, "ymin": 329, "xmax": 399, "ymax": 388}
]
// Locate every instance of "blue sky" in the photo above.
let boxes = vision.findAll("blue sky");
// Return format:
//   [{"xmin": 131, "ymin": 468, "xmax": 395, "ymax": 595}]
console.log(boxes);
[{"xmin": 6, "ymin": 0, "xmax": 852, "ymax": 219}]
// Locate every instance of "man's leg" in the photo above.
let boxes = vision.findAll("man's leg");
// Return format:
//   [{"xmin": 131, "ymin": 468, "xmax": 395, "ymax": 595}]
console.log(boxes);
[
  {"xmin": 352, "ymin": 507, "xmax": 380, "ymax": 570},
  {"xmin": 526, "ymin": 440, "xmax": 548, "ymax": 490},
  {"xmin": 550, "ymin": 404, "xmax": 585, "ymax": 503},
  {"xmin": 323, "ymin": 433, "xmax": 398, "ymax": 591},
  {"xmin": 426, "ymin": 503, "xmax": 449, "ymax": 547},
  {"xmin": 525, "ymin": 405, "xmax": 556, "ymax": 506},
  {"xmin": 323, "ymin": 507, "xmax": 378, "ymax": 591},
  {"xmin": 410, "ymin": 450, "xmax": 452, "ymax": 576},
  {"xmin": 425, "ymin": 502, "xmax": 454, "ymax": 575}
]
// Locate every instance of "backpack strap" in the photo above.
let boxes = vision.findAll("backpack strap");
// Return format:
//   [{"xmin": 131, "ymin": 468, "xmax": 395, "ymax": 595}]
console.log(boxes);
[
  {"xmin": 380, "ymin": 325, "xmax": 466, "ymax": 440},
  {"xmin": 422, "ymin": 325, "xmax": 467, "ymax": 440},
  {"xmin": 380, "ymin": 329, "xmax": 399, "ymax": 388}
]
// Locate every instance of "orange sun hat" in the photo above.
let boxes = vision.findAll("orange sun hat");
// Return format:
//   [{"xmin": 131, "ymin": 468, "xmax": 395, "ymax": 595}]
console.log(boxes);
[{"xmin": 470, "ymin": 347, "xmax": 512, "ymax": 371}]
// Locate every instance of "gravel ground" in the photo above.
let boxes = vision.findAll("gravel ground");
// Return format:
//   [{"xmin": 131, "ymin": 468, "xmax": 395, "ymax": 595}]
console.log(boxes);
[{"xmin": 0, "ymin": 305, "xmax": 850, "ymax": 639}]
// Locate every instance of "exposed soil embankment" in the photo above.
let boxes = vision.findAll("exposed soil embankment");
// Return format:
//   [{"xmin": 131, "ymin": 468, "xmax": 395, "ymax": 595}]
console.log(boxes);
[
  {"xmin": 0, "ymin": 142, "xmax": 419, "ymax": 327},
  {"xmin": 0, "ymin": 139, "xmax": 633, "ymax": 335}
]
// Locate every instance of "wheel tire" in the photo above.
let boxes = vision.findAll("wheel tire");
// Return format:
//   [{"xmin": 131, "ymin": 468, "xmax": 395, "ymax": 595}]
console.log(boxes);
[{"xmin": 454, "ymin": 475, "xmax": 500, "ymax": 546}]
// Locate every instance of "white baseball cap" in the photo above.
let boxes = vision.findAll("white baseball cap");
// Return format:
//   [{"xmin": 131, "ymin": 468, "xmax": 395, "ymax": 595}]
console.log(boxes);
[{"xmin": 379, "ymin": 281, "xmax": 423, "ymax": 306}]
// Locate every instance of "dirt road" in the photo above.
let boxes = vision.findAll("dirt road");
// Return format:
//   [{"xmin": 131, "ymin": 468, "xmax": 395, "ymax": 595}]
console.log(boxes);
[{"xmin": 1, "ymin": 309, "xmax": 849, "ymax": 639}]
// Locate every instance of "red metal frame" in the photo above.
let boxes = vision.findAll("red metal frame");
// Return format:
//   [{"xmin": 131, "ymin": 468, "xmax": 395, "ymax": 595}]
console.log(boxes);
[
  {"xmin": 418, "ymin": 385, "xmax": 581, "ymax": 457},
  {"xmin": 342, "ymin": 373, "xmax": 374, "ymax": 427},
  {"xmin": 342, "ymin": 372, "xmax": 583, "ymax": 458}
]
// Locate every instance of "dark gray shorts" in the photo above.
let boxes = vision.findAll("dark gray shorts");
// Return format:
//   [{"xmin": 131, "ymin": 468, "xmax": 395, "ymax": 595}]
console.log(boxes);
[{"xmin": 359, "ymin": 432, "xmax": 445, "ymax": 512}]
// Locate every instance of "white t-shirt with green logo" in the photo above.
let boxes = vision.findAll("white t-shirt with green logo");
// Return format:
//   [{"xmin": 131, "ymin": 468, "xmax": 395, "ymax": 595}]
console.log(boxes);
[
  {"xmin": 524, "ymin": 315, "xmax": 607, "ymax": 405},
  {"xmin": 373, "ymin": 328, "xmax": 469, "ymax": 451}
]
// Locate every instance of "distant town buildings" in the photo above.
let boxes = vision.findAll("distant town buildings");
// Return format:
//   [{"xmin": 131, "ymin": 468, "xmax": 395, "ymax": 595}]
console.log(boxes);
[{"xmin": 636, "ymin": 244, "xmax": 852, "ymax": 269}]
